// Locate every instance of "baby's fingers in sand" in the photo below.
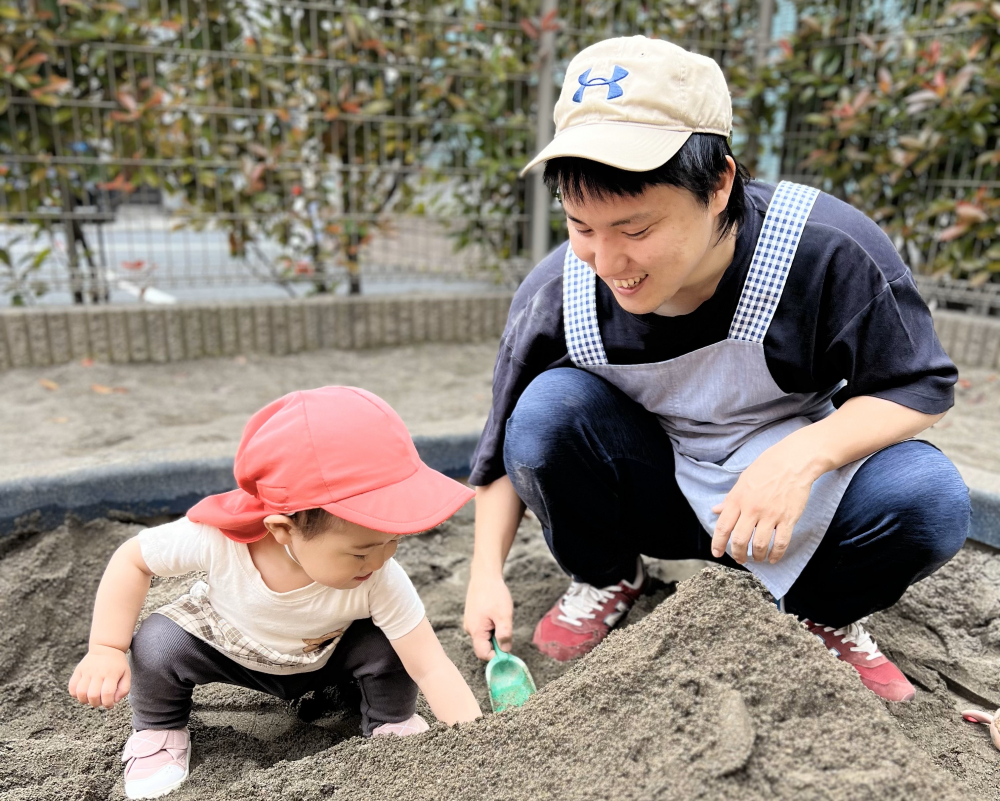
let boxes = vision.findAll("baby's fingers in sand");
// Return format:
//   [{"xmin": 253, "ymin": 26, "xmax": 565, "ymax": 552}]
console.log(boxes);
[
  {"xmin": 115, "ymin": 669, "xmax": 131, "ymax": 704},
  {"xmin": 72, "ymin": 670, "xmax": 93, "ymax": 705},
  {"xmin": 101, "ymin": 675, "xmax": 120, "ymax": 708},
  {"xmin": 87, "ymin": 675, "xmax": 107, "ymax": 708},
  {"xmin": 67, "ymin": 665, "xmax": 82, "ymax": 698}
]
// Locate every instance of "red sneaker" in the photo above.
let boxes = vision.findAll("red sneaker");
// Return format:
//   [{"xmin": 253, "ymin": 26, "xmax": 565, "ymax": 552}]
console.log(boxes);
[
  {"xmin": 532, "ymin": 559, "xmax": 646, "ymax": 662},
  {"xmin": 804, "ymin": 619, "xmax": 915, "ymax": 702}
]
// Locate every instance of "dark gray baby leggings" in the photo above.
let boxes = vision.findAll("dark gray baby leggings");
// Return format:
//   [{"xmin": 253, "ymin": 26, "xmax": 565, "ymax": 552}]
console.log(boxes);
[{"xmin": 128, "ymin": 612, "xmax": 417, "ymax": 736}]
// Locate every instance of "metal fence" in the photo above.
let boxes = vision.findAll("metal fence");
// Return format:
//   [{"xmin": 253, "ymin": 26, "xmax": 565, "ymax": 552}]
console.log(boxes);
[
  {"xmin": 0, "ymin": 0, "xmax": 787, "ymax": 305},
  {"xmin": 1, "ymin": 0, "xmax": 545, "ymax": 304},
  {"xmin": 1, "ymin": 0, "xmax": 997, "ymax": 306}
]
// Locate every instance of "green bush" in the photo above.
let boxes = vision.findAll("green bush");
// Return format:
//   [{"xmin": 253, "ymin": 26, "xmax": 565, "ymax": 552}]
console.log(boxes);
[{"xmin": 779, "ymin": 1, "xmax": 1000, "ymax": 280}]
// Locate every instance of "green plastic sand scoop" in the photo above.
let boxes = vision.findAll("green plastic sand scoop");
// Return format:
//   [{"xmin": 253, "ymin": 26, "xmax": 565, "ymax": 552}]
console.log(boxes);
[{"xmin": 485, "ymin": 635, "xmax": 537, "ymax": 712}]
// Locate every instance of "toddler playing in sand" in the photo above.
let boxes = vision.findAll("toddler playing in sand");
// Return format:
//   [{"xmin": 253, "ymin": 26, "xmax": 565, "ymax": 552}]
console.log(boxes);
[{"xmin": 67, "ymin": 386, "xmax": 482, "ymax": 800}]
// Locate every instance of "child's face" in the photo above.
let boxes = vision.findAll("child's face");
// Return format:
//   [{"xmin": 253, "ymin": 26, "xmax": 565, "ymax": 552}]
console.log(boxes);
[{"xmin": 289, "ymin": 519, "xmax": 401, "ymax": 589}]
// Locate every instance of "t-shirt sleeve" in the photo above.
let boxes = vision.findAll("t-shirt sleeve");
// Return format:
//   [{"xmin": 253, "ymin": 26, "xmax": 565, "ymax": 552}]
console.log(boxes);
[
  {"xmin": 767, "ymin": 196, "xmax": 956, "ymax": 414},
  {"xmin": 137, "ymin": 516, "xmax": 214, "ymax": 577},
  {"xmin": 368, "ymin": 558, "xmax": 426, "ymax": 641},
  {"xmin": 824, "ymin": 271, "xmax": 956, "ymax": 413},
  {"xmin": 468, "ymin": 246, "xmax": 571, "ymax": 486}
]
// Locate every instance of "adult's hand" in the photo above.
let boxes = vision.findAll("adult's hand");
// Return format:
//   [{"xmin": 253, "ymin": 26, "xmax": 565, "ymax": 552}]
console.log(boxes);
[
  {"xmin": 710, "ymin": 440, "xmax": 815, "ymax": 565},
  {"xmin": 463, "ymin": 570, "xmax": 514, "ymax": 661},
  {"xmin": 709, "ymin": 396, "xmax": 947, "ymax": 565}
]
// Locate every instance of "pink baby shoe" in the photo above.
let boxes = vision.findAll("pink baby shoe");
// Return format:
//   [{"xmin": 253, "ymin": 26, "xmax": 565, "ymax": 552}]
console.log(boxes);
[
  {"xmin": 372, "ymin": 713, "xmax": 430, "ymax": 737},
  {"xmin": 122, "ymin": 728, "xmax": 191, "ymax": 799}
]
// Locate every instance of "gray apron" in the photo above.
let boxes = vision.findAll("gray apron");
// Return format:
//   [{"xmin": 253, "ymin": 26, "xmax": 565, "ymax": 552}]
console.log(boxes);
[{"xmin": 563, "ymin": 181, "xmax": 870, "ymax": 599}]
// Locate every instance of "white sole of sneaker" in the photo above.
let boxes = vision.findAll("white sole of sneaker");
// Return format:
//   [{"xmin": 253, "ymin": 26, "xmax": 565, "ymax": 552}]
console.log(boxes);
[{"xmin": 124, "ymin": 748, "xmax": 191, "ymax": 800}]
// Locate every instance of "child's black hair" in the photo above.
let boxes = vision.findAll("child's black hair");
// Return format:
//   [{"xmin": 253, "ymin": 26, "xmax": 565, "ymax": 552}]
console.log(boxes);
[
  {"xmin": 291, "ymin": 508, "xmax": 341, "ymax": 539},
  {"xmin": 542, "ymin": 133, "xmax": 751, "ymax": 240}
]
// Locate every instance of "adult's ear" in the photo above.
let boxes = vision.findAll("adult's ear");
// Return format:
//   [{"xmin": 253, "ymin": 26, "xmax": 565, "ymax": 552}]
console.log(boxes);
[
  {"xmin": 263, "ymin": 514, "xmax": 296, "ymax": 544},
  {"xmin": 711, "ymin": 155, "xmax": 737, "ymax": 214}
]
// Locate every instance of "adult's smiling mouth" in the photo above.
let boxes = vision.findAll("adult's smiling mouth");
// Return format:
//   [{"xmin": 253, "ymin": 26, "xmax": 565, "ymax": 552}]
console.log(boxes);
[{"xmin": 612, "ymin": 274, "xmax": 647, "ymax": 290}]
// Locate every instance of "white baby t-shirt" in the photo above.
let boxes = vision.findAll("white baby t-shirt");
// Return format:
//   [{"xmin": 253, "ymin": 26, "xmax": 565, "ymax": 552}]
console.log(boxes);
[{"xmin": 137, "ymin": 516, "xmax": 425, "ymax": 675}]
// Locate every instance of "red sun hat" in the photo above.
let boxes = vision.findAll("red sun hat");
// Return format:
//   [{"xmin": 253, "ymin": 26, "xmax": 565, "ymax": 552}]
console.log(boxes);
[{"xmin": 187, "ymin": 386, "xmax": 474, "ymax": 542}]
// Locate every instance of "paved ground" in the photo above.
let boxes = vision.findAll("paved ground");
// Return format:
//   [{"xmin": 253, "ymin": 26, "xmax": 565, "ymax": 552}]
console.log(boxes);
[{"xmin": 1, "ymin": 343, "xmax": 997, "ymax": 494}]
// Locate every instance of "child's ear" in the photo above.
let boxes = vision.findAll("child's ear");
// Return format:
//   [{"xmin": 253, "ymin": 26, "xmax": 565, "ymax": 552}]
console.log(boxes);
[{"xmin": 263, "ymin": 514, "xmax": 296, "ymax": 544}]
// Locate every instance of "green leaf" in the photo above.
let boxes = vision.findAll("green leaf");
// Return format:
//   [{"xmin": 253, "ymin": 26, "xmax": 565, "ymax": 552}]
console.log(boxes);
[
  {"xmin": 361, "ymin": 99, "xmax": 393, "ymax": 115},
  {"xmin": 30, "ymin": 248, "xmax": 52, "ymax": 270}
]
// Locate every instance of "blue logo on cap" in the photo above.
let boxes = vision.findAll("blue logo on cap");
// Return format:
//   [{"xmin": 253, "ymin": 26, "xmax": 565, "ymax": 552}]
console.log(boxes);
[{"xmin": 572, "ymin": 65, "xmax": 629, "ymax": 103}]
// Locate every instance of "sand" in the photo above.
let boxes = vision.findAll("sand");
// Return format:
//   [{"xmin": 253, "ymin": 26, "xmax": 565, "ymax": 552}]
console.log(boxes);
[
  {"xmin": 1, "ymin": 345, "xmax": 998, "ymax": 477},
  {"xmin": 1, "ymin": 506, "xmax": 998, "ymax": 801},
  {"xmin": 0, "ymin": 344, "xmax": 498, "ymax": 476}
]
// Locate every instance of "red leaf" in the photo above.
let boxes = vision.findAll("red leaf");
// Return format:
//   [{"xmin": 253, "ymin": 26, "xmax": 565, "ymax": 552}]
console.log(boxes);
[
  {"xmin": 520, "ymin": 18, "xmax": 538, "ymax": 39},
  {"xmin": 968, "ymin": 35, "xmax": 989, "ymax": 59},
  {"xmin": 540, "ymin": 9, "xmax": 560, "ymax": 30},
  {"xmin": 18, "ymin": 52, "xmax": 48, "ymax": 70},
  {"xmin": 359, "ymin": 38, "xmax": 387, "ymax": 56},
  {"xmin": 14, "ymin": 40, "xmax": 36, "ymax": 62},
  {"xmin": 937, "ymin": 224, "xmax": 969, "ymax": 242},
  {"xmin": 117, "ymin": 90, "xmax": 137, "ymax": 112},
  {"xmin": 955, "ymin": 201, "xmax": 989, "ymax": 223},
  {"xmin": 97, "ymin": 173, "xmax": 136, "ymax": 193},
  {"xmin": 877, "ymin": 67, "xmax": 892, "ymax": 93}
]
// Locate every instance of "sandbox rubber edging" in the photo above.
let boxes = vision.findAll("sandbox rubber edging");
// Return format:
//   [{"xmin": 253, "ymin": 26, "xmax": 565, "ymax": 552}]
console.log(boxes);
[
  {"xmin": 2, "ymin": 433, "xmax": 999, "ymax": 551},
  {"xmin": 0, "ymin": 434, "xmax": 480, "ymax": 538}
]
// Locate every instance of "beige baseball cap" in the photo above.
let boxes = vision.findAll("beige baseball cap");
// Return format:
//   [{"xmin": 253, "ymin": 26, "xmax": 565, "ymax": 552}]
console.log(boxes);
[{"xmin": 521, "ymin": 36, "xmax": 732, "ymax": 176}]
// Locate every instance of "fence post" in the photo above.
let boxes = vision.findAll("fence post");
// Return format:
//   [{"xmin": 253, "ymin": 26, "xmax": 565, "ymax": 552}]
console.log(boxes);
[
  {"xmin": 529, "ymin": 0, "xmax": 559, "ymax": 269},
  {"xmin": 743, "ymin": 0, "xmax": 775, "ymax": 175}
]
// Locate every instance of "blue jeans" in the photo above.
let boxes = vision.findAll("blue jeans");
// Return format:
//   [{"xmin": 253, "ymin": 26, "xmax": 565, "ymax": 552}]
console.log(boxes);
[{"xmin": 503, "ymin": 368, "xmax": 970, "ymax": 627}]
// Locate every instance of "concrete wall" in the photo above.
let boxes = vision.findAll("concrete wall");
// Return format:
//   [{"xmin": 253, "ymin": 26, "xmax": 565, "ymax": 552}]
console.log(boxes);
[
  {"xmin": 0, "ymin": 294, "xmax": 514, "ymax": 370},
  {"xmin": 932, "ymin": 310, "xmax": 1000, "ymax": 370},
  {"xmin": 1, "ymin": 297, "xmax": 998, "ymax": 371}
]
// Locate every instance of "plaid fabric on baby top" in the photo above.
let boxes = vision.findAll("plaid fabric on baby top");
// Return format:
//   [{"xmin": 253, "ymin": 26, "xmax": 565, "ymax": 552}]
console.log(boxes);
[{"xmin": 152, "ymin": 581, "xmax": 346, "ymax": 673}]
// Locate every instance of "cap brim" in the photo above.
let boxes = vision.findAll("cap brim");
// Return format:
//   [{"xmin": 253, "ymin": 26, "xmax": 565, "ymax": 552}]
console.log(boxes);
[
  {"xmin": 520, "ymin": 123, "xmax": 693, "ymax": 177},
  {"xmin": 320, "ymin": 461, "xmax": 474, "ymax": 535}
]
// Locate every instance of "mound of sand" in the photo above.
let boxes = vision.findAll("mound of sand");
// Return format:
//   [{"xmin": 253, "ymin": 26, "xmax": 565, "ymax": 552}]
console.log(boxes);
[{"xmin": 1, "ymin": 509, "xmax": 998, "ymax": 801}]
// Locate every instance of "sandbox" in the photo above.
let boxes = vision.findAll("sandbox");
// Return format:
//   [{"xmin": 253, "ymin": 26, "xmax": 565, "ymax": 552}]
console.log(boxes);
[{"xmin": 1, "ymin": 506, "xmax": 999, "ymax": 800}]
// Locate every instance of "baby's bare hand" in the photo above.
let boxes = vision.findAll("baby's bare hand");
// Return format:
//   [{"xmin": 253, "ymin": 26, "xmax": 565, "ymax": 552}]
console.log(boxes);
[{"xmin": 68, "ymin": 646, "xmax": 130, "ymax": 709}]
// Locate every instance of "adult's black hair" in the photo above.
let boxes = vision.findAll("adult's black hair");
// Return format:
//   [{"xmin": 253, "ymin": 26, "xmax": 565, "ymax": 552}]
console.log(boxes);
[{"xmin": 542, "ymin": 133, "xmax": 751, "ymax": 240}]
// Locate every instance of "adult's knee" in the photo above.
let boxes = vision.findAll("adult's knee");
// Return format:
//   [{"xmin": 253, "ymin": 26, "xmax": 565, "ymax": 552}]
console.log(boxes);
[
  {"xmin": 876, "ymin": 442, "xmax": 969, "ymax": 566},
  {"xmin": 504, "ymin": 368, "xmax": 617, "ymax": 471}
]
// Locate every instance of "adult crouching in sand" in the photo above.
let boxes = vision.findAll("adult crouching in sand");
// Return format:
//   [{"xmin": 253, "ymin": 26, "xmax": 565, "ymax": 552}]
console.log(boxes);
[{"xmin": 462, "ymin": 35, "xmax": 970, "ymax": 703}]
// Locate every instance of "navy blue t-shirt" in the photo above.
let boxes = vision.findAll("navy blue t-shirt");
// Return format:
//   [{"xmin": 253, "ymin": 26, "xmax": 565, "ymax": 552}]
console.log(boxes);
[{"xmin": 468, "ymin": 181, "xmax": 956, "ymax": 487}]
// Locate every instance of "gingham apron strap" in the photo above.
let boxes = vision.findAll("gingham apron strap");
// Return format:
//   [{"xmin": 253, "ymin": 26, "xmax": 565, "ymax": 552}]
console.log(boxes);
[
  {"xmin": 563, "ymin": 245, "xmax": 609, "ymax": 367},
  {"xmin": 728, "ymin": 181, "xmax": 820, "ymax": 343}
]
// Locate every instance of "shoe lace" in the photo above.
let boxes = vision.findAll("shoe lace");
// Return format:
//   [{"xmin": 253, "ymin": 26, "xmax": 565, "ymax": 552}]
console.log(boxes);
[
  {"xmin": 556, "ymin": 582, "xmax": 616, "ymax": 627},
  {"xmin": 824, "ymin": 620, "xmax": 882, "ymax": 661}
]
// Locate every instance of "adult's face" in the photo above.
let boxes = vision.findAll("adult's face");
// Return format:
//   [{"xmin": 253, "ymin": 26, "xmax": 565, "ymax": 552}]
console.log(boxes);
[{"xmin": 562, "ymin": 160, "xmax": 735, "ymax": 316}]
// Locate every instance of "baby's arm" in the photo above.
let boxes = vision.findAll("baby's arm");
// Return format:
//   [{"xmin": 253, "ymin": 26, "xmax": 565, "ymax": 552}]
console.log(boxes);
[
  {"xmin": 391, "ymin": 618, "xmax": 482, "ymax": 726},
  {"xmin": 67, "ymin": 536, "xmax": 154, "ymax": 709}
]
